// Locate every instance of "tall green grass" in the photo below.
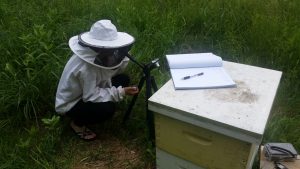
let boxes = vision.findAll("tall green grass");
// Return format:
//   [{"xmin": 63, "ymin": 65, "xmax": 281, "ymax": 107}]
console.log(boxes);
[{"xmin": 0, "ymin": 0, "xmax": 299, "ymax": 168}]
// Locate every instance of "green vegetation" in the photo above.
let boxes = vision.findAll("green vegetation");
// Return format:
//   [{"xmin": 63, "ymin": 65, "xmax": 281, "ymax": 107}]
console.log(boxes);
[{"xmin": 0, "ymin": 0, "xmax": 299, "ymax": 168}]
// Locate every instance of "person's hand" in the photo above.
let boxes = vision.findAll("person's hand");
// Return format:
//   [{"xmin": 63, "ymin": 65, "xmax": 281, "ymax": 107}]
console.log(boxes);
[{"xmin": 124, "ymin": 86, "xmax": 139, "ymax": 96}]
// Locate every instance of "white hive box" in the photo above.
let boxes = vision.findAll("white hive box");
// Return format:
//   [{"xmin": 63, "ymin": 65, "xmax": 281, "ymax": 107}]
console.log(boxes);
[{"xmin": 148, "ymin": 61, "xmax": 282, "ymax": 169}]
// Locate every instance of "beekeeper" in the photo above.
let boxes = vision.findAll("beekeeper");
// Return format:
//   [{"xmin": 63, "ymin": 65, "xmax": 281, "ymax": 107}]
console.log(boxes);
[{"xmin": 55, "ymin": 19, "xmax": 139, "ymax": 140}]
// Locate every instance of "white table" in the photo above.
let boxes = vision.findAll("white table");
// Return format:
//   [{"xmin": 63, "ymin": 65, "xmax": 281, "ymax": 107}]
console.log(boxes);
[{"xmin": 148, "ymin": 61, "xmax": 282, "ymax": 169}]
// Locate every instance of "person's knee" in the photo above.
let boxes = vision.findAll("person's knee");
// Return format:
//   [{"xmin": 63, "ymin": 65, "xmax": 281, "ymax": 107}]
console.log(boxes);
[
  {"xmin": 105, "ymin": 102, "xmax": 116, "ymax": 114},
  {"xmin": 112, "ymin": 74, "xmax": 130, "ymax": 87}
]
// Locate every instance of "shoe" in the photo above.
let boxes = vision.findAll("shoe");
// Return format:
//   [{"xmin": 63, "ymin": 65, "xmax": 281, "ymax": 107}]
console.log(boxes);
[{"xmin": 70, "ymin": 121, "xmax": 96, "ymax": 141}]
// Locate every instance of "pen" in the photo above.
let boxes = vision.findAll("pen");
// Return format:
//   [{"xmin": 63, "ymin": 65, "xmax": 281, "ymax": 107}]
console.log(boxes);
[{"xmin": 182, "ymin": 72, "xmax": 204, "ymax": 80}]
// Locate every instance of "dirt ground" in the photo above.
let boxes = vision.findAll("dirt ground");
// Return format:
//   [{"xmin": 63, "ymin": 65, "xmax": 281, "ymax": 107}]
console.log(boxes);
[{"xmin": 71, "ymin": 132, "xmax": 154, "ymax": 169}]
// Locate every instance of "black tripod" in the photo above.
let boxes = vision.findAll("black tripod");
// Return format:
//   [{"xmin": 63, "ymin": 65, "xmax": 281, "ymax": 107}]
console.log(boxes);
[{"xmin": 122, "ymin": 53, "xmax": 159, "ymax": 141}]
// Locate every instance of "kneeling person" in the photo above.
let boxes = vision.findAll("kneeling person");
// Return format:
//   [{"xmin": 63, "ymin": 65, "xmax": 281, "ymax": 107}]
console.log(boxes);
[{"xmin": 55, "ymin": 19, "xmax": 139, "ymax": 140}]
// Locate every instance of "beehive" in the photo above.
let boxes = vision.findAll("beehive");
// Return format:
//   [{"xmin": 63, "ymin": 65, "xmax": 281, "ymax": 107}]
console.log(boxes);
[{"xmin": 148, "ymin": 61, "xmax": 282, "ymax": 169}]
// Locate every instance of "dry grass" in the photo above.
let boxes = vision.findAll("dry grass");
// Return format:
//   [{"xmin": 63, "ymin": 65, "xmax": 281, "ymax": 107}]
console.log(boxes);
[
  {"xmin": 66, "ymin": 114, "xmax": 155, "ymax": 169},
  {"xmin": 71, "ymin": 134, "xmax": 153, "ymax": 169}
]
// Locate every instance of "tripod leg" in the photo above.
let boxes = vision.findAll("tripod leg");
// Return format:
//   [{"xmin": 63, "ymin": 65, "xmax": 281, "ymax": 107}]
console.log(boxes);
[
  {"xmin": 150, "ymin": 76, "xmax": 158, "ymax": 92},
  {"xmin": 122, "ymin": 76, "xmax": 145, "ymax": 124},
  {"xmin": 146, "ymin": 76, "xmax": 155, "ymax": 143}
]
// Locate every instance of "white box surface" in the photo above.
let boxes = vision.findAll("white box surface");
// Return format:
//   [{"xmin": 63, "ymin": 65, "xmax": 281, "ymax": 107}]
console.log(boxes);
[{"xmin": 149, "ymin": 61, "xmax": 282, "ymax": 144}]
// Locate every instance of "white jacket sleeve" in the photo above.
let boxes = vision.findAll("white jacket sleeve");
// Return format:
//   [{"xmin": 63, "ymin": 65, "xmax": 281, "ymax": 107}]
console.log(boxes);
[{"xmin": 77, "ymin": 66, "xmax": 125, "ymax": 103}]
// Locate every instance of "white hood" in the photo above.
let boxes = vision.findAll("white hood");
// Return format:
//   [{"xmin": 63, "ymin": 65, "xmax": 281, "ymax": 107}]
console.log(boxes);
[{"xmin": 68, "ymin": 36, "xmax": 129, "ymax": 69}]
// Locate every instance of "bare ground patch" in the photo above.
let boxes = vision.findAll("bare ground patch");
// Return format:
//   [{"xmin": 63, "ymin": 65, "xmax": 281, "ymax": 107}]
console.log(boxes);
[
  {"xmin": 70, "ymin": 126, "xmax": 154, "ymax": 169},
  {"xmin": 56, "ymin": 109, "xmax": 155, "ymax": 169}
]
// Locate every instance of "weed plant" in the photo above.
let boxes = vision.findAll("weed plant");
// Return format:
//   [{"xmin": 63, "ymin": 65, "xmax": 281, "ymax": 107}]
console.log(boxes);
[{"xmin": 0, "ymin": 0, "xmax": 299, "ymax": 168}]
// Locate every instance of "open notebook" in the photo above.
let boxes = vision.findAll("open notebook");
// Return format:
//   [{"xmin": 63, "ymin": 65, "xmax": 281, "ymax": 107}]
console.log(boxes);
[{"xmin": 166, "ymin": 53, "xmax": 236, "ymax": 90}]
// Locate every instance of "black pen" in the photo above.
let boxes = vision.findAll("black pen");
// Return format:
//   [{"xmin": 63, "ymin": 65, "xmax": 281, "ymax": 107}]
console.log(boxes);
[{"xmin": 182, "ymin": 72, "xmax": 204, "ymax": 80}]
